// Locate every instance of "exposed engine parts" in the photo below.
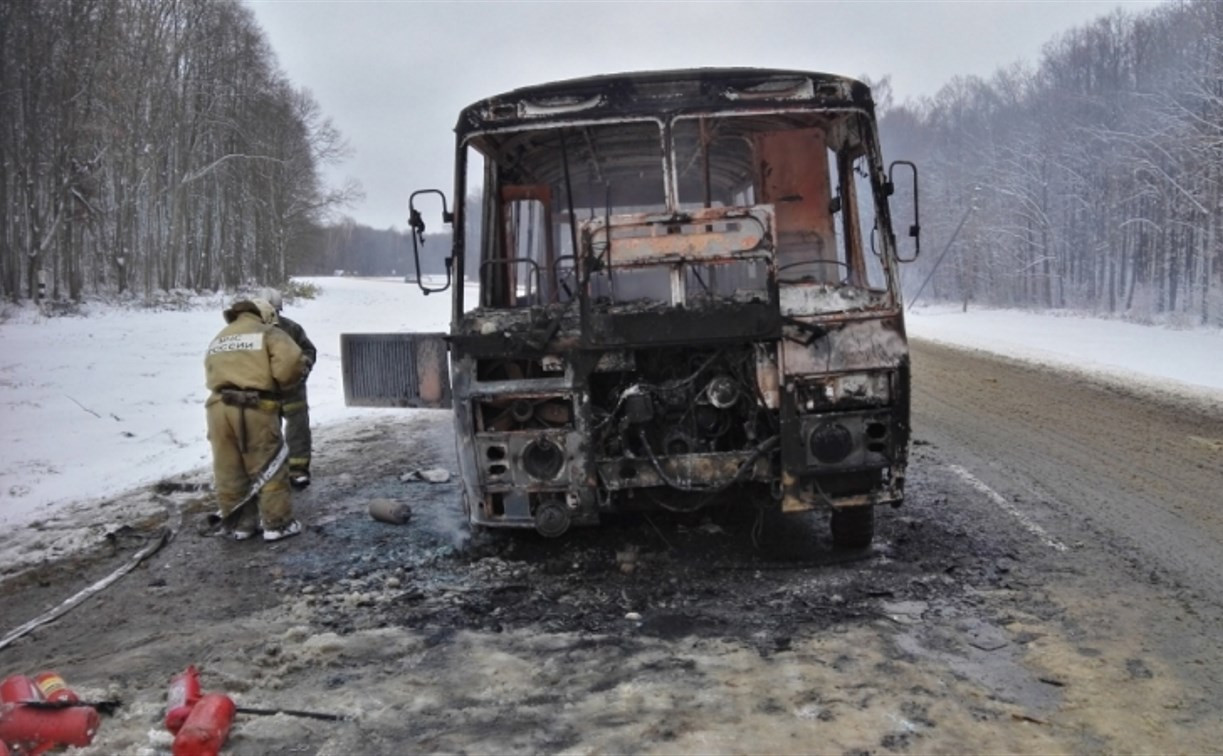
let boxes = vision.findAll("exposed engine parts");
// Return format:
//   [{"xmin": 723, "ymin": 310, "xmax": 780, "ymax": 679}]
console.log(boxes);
[{"xmin": 593, "ymin": 348, "xmax": 774, "ymax": 462}]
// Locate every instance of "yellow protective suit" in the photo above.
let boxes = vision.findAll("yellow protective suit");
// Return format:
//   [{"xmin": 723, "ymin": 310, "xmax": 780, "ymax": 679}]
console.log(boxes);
[{"xmin": 204, "ymin": 299, "xmax": 303, "ymax": 531}]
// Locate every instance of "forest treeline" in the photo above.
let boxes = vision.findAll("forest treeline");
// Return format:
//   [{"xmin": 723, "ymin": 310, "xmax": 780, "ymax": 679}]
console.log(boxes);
[
  {"xmin": 301, "ymin": 222, "xmax": 446, "ymax": 280},
  {"xmin": 0, "ymin": 0, "xmax": 358, "ymax": 302},
  {"xmin": 883, "ymin": 0, "xmax": 1223, "ymax": 324}
]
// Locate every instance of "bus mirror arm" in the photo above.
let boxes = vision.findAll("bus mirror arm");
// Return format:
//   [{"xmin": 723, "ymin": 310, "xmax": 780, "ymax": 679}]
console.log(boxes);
[
  {"xmin": 408, "ymin": 189, "xmax": 454, "ymax": 295},
  {"xmin": 888, "ymin": 160, "xmax": 920, "ymax": 262}
]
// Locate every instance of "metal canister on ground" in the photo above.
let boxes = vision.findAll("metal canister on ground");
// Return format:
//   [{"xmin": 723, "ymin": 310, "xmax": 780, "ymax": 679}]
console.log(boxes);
[
  {"xmin": 368, "ymin": 498, "xmax": 412, "ymax": 525},
  {"xmin": 0, "ymin": 676, "xmax": 42, "ymax": 704},
  {"xmin": 165, "ymin": 665, "xmax": 202, "ymax": 734},
  {"xmin": 0, "ymin": 702, "xmax": 99, "ymax": 754},
  {"xmin": 1, "ymin": 674, "xmax": 98, "ymax": 754},
  {"xmin": 33, "ymin": 672, "xmax": 78, "ymax": 704},
  {"xmin": 172, "ymin": 693, "xmax": 235, "ymax": 756}
]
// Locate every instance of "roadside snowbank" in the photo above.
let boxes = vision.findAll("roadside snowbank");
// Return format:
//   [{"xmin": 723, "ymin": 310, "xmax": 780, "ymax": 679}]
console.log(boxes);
[{"xmin": 906, "ymin": 303, "xmax": 1223, "ymax": 398}]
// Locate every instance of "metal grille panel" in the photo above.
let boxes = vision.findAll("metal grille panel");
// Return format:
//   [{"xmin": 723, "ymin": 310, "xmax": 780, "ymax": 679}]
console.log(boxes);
[{"xmin": 341, "ymin": 333, "xmax": 450, "ymax": 408}]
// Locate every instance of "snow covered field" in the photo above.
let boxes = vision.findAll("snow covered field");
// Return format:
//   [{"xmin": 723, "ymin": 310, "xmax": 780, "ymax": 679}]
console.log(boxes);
[{"xmin": 1, "ymin": 277, "xmax": 1219, "ymax": 529}]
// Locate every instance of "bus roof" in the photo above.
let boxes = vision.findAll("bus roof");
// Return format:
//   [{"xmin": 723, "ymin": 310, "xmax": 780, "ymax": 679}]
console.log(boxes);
[{"xmin": 456, "ymin": 68, "xmax": 874, "ymax": 136}]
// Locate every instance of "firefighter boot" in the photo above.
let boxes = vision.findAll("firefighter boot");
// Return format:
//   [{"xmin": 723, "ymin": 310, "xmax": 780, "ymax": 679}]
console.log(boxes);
[
  {"xmin": 262, "ymin": 519, "xmax": 302, "ymax": 542},
  {"xmin": 289, "ymin": 468, "xmax": 310, "ymax": 490}
]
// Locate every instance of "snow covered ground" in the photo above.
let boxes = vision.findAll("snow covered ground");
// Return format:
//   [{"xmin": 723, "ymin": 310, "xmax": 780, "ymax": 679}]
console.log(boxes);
[
  {"xmin": 1, "ymin": 277, "xmax": 1219, "ymax": 529},
  {"xmin": 906, "ymin": 303, "xmax": 1223, "ymax": 399}
]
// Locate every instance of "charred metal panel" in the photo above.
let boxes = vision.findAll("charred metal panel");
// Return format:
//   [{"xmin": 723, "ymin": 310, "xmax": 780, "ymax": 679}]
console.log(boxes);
[
  {"xmin": 602, "ymin": 227, "xmax": 765, "ymax": 263},
  {"xmin": 798, "ymin": 409, "xmax": 896, "ymax": 471},
  {"xmin": 782, "ymin": 318, "xmax": 907, "ymax": 375},
  {"xmin": 475, "ymin": 429, "xmax": 582, "ymax": 489},
  {"xmin": 472, "ymin": 389, "xmax": 576, "ymax": 435},
  {"xmin": 755, "ymin": 344, "xmax": 781, "ymax": 410},
  {"xmin": 585, "ymin": 206, "xmax": 774, "ymax": 266},
  {"xmin": 451, "ymin": 341, "xmax": 601, "ymax": 532},
  {"xmin": 794, "ymin": 371, "xmax": 893, "ymax": 412},
  {"xmin": 457, "ymin": 69, "xmax": 874, "ymax": 135},
  {"xmin": 778, "ymin": 283, "xmax": 892, "ymax": 315},
  {"xmin": 585, "ymin": 301, "xmax": 780, "ymax": 347},
  {"xmin": 598, "ymin": 452, "xmax": 772, "ymax": 490},
  {"xmin": 341, "ymin": 333, "xmax": 451, "ymax": 408},
  {"xmin": 452, "ymin": 306, "xmax": 582, "ymax": 358},
  {"xmin": 471, "ymin": 376, "xmax": 572, "ymax": 395},
  {"xmin": 778, "ymin": 384, "xmax": 807, "ymax": 512},
  {"xmin": 594, "ymin": 351, "xmax": 636, "ymax": 372},
  {"xmin": 783, "ymin": 485, "xmax": 905, "ymax": 514}
]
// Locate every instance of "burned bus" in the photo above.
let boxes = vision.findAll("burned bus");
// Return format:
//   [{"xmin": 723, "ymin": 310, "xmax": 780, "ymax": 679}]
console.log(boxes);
[{"xmin": 343, "ymin": 68, "xmax": 921, "ymax": 547}]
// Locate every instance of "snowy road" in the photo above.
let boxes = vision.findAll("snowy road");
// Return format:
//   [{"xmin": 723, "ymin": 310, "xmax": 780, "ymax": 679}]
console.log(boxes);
[{"xmin": 912, "ymin": 338, "xmax": 1223, "ymax": 591}]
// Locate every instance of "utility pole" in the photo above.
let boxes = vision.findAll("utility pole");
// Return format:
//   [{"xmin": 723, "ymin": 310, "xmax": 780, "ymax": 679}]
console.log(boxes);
[{"xmin": 907, "ymin": 187, "xmax": 980, "ymax": 311}]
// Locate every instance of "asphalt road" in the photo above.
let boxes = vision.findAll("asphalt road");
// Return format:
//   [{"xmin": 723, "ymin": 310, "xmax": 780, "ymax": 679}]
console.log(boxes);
[
  {"xmin": 910, "ymin": 337, "xmax": 1223, "ymax": 591},
  {"xmin": 906, "ymin": 338, "xmax": 1223, "ymax": 753}
]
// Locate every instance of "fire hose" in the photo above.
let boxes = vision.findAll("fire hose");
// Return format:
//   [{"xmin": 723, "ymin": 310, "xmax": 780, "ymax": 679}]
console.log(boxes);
[
  {"xmin": 0, "ymin": 527, "xmax": 171, "ymax": 653},
  {"xmin": 205, "ymin": 440, "xmax": 288, "ymax": 531}
]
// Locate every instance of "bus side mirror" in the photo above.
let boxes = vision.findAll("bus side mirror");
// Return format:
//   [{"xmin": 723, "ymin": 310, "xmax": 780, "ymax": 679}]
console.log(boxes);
[
  {"xmin": 408, "ymin": 189, "xmax": 455, "ymax": 295},
  {"xmin": 888, "ymin": 160, "xmax": 920, "ymax": 262}
]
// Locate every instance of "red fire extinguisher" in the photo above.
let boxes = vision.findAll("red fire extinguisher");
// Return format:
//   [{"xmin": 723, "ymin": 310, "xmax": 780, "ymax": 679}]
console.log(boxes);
[
  {"xmin": 165, "ymin": 666, "xmax": 202, "ymax": 734},
  {"xmin": 0, "ymin": 673, "xmax": 100, "ymax": 756},
  {"xmin": 0, "ymin": 704, "xmax": 100, "ymax": 756},
  {"xmin": 172, "ymin": 693, "xmax": 235, "ymax": 756}
]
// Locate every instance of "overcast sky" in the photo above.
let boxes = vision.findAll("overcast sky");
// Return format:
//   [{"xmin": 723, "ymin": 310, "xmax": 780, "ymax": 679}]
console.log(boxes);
[{"xmin": 246, "ymin": 0, "xmax": 1165, "ymax": 231}]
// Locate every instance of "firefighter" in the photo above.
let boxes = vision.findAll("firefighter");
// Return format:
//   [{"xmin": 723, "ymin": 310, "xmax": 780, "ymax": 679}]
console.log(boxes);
[
  {"xmin": 262, "ymin": 287, "xmax": 317, "ymax": 489},
  {"xmin": 205, "ymin": 297, "xmax": 304, "ymax": 541}
]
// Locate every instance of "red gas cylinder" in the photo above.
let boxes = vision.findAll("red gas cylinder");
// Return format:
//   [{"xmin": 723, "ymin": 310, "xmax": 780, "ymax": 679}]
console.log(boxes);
[
  {"xmin": 171, "ymin": 693, "xmax": 235, "ymax": 756},
  {"xmin": 165, "ymin": 666, "xmax": 202, "ymax": 734},
  {"xmin": 0, "ymin": 676, "xmax": 42, "ymax": 704},
  {"xmin": 0, "ymin": 702, "xmax": 100, "ymax": 754},
  {"xmin": 32, "ymin": 672, "xmax": 78, "ymax": 704}
]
